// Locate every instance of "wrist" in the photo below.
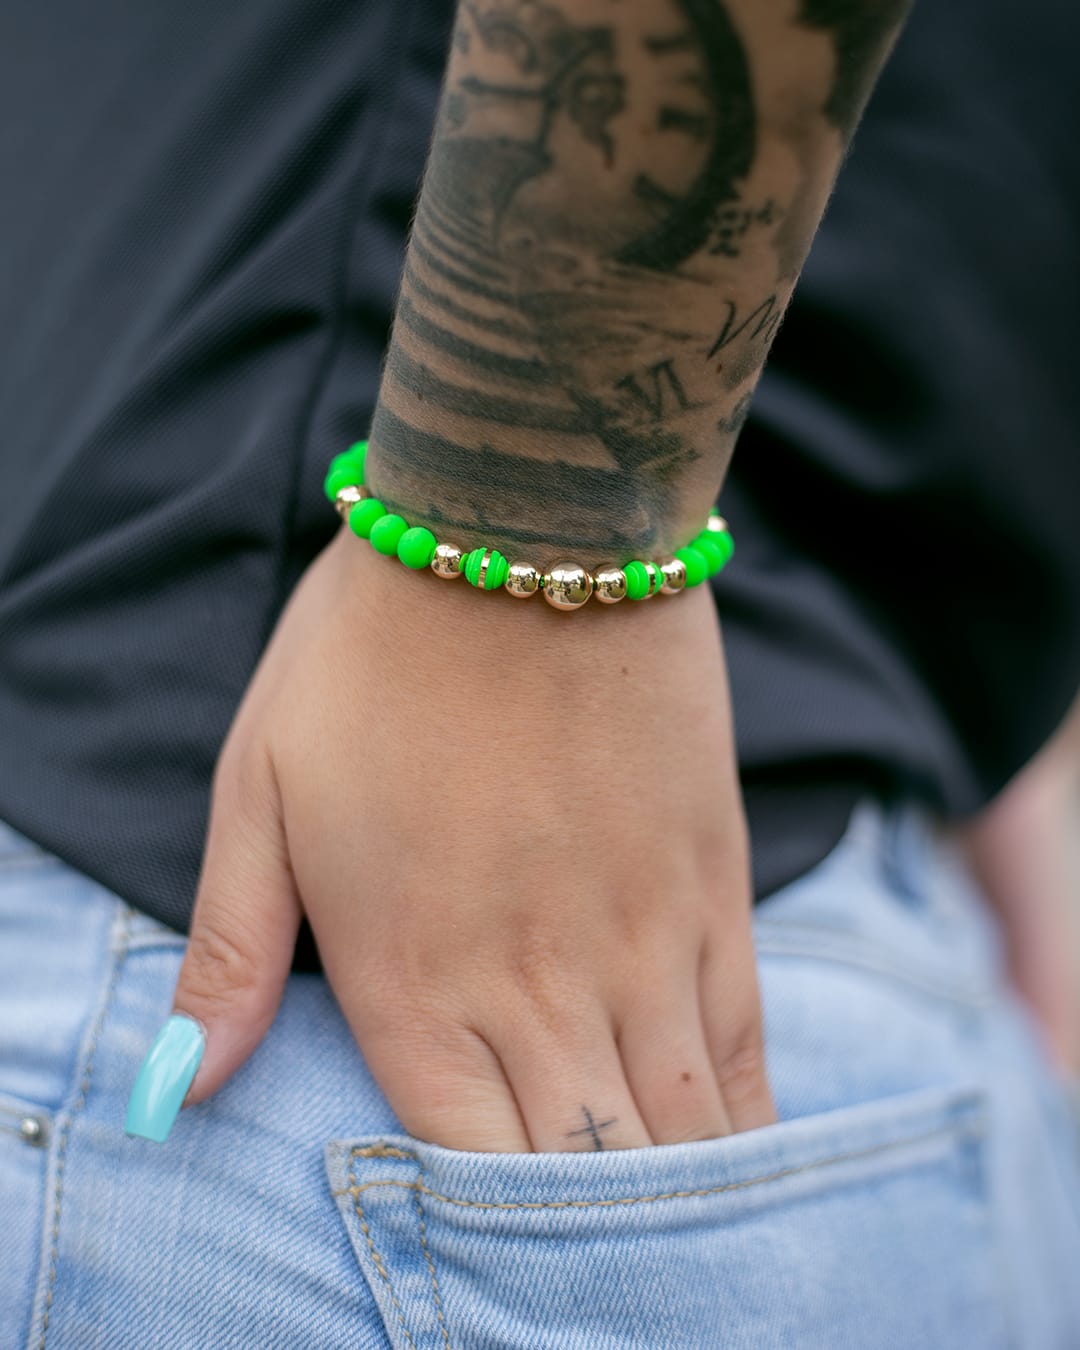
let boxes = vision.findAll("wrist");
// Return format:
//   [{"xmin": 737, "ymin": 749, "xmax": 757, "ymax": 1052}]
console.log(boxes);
[
  {"xmin": 326, "ymin": 436, "xmax": 733, "ymax": 618},
  {"xmin": 325, "ymin": 521, "xmax": 723, "ymax": 666},
  {"xmin": 363, "ymin": 420, "xmax": 727, "ymax": 576}
]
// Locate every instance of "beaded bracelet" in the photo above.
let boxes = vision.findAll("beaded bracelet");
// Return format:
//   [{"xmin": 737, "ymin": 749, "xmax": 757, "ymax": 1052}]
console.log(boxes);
[{"xmin": 324, "ymin": 441, "xmax": 734, "ymax": 611}]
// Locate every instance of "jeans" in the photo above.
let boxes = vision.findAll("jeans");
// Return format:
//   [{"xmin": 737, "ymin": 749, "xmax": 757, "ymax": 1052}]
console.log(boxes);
[{"xmin": 2, "ymin": 806, "xmax": 1078, "ymax": 1350}]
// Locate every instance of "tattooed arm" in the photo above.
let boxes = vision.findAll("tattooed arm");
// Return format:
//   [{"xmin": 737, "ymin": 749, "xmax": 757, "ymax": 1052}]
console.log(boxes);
[
  {"xmin": 367, "ymin": 0, "xmax": 910, "ymax": 566},
  {"xmin": 166, "ymin": 0, "xmax": 911, "ymax": 1155}
]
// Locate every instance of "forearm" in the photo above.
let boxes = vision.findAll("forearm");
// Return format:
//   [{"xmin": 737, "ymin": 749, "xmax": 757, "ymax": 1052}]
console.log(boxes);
[
  {"xmin": 366, "ymin": 0, "xmax": 910, "ymax": 568},
  {"xmin": 957, "ymin": 696, "xmax": 1080, "ymax": 1071}
]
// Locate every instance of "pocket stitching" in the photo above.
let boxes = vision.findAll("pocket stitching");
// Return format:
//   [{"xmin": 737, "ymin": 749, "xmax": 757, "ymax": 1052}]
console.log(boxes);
[
  {"xmin": 339, "ymin": 1113, "xmax": 981, "ymax": 1216},
  {"xmin": 340, "ymin": 1107, "xmax": 983, "ymax": 1349},
  {"xmin": 350, "ymin": 1145, "xmax": 452, "ymax": 1347},
  {"xmin": 416, "ymin": 1188, "xmax": 453, "ymax": 1349},
  {"xmin": 349, "ymin": 1149, "xmax": 422, "ymax": 1350}
]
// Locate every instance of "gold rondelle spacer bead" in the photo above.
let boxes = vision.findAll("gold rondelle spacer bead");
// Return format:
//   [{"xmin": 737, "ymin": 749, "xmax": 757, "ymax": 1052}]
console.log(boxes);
[
  {"xmin": 335, "ymin": 484, "xmax": 369, "ymax": 520},
  {"xmin": 659, "ymin": 556, "xmax": 687, "ymax": 594},
  {"xmin": 593, "ymin": 564, "xmax": 627, "ymax": 604},
  {"xmin": 505, "ymin": 561, "xmax": 541, "ymax": 598},
  {"xmin": 431, "ymin": 543, "xmax": 465, "ymax": 579},
  {"xmin": 641, "ymin": 561, "xmax": 664, "ymax": 598},
  {"xmin": 706, "ymin": 513, "xmax": 729, "ymax": 534},
  {"xmin": 542, "ymin": 561, "xmax": 594, "ymax": 610}
]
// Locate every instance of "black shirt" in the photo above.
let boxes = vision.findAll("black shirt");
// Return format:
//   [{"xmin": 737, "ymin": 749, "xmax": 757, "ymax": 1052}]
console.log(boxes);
[{"xmin": 1, "ymin": 0, "xmax": 1077, "ymax": 949}]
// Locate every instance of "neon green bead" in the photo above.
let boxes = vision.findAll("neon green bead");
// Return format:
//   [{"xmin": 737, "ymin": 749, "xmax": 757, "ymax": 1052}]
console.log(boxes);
[
  {"xmin": 693, "ymin": 533, "xmax": 726, "ymax": 574},
  {"xmin": 674, "ymin": 546, "xmax": 708, "ymax": 587},
  {"xmin": 396, "ymin": 526, "xmax": 438, "ymax": 569},
  {"xmin": 324, "ymin": 442, "xmax": 369, "ymax": 500},
  {"xmin": 348, "ymin": 498, "xmax": 386, "ymax": 538},
  {"xmin": 345, "ymin": 440, "xmax": 368, "ymax": 482},
  {"xmin": 486, "ymin": 552, "xmax": 510, "ymax": 589},
  {"xmin": 463, "ymin": 548, "xmax": 484, "ymax": 587},
  {"xmin": 324, "ymin": 463, "xmax": 359, "ymax": 502},
  {"xmin": 369, "ymin": 513, "xmax": 409, "ymax": 556},
  {"xmin": 693, "ymin": 530, "xmax": 734, "ymax": 575},
  {"xmin": 623, "ymin": 560, "xmax": 650, "ymax": 600},
  {"xmin": 714, "ymin": 530, "xmax": 735, "ymax": 565},
  {"xmin": 463, "ymin": 547, "xmax": 509, "ymax": 589},
  {"xmin": 645, "ymin": 561, "xmax": 665, "ymax": 595}
]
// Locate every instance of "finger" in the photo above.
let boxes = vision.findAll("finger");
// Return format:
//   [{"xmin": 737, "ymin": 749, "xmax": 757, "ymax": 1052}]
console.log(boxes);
[
  {"xmin": 493, "ymin": 1011, "xmax": 653, "ymax": 1152},
  {"xmin": 616, "ymin": 981, "xmax": 734, "ymax": 1144},
  {"xmin": 170, "ymin": 741, "xmax": 301, "ymax": 1108},
  {"xmin": 699, "ymin": 931, "xmax": 776, "ymax": 1133},
  {"xmin": 353, "ymin": 1020, "xmax": 532, "ymax": 1153}
]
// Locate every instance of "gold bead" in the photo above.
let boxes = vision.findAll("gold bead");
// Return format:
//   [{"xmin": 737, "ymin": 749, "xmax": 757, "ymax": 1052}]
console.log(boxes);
[
  {"xmin": 505, "ymin": 560, "xmax": 541, "ymax": 599},
  {"xmin": 542, "ymin": 561, "xmax": 594, "ymax": 610},
  {"xmin": 593, "ymin": 564, "xmax": 627, "ymax": 604},
  {"xmin": 706, "ymin": 513, "xmax": 729, "ymax": 534},
  {"xmin": 659, "ymin": 556, "xmax": 687, "ymax": 594},
  {"xmin": 334, "ymin": 484, "xmax": 369, "ymax": 520},
  {"xmin": 431, "ymin": 543, "xmax": 465, "ymax": 579}
]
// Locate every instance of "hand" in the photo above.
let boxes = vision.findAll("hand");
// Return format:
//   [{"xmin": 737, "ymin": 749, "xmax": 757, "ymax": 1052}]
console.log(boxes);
[
  {"xmin": 957, "ymin": 698, "xmax": 1080, "ymax": 1075},
  {"xmin": 171, "ymin": 528, "xmax": 775, "ymax": 1150}
]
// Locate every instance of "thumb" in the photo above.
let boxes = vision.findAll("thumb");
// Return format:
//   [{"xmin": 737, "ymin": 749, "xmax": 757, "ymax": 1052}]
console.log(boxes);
[{"xmin": 124, "ymin": 739, "xmax": 301, "ymax": 1142}]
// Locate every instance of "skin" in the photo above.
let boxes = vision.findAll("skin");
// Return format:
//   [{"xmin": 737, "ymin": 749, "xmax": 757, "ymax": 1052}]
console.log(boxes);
[
  {"xmin": 957, "ymin": 695, "xmax": 1080, "ymax": 1075},
  {"xmin": 171, "ymin": 0, "xmax": 911, "ymax": 1151}
]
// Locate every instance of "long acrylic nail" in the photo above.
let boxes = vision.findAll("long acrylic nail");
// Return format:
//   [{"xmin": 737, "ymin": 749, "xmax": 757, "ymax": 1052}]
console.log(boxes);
[{"xmin": 124, "ymin": 1014, "xmax": 205, "ymax": 1143}]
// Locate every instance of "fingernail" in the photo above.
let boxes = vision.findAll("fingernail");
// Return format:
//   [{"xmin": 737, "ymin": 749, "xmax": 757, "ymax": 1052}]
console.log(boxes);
[{"xmin": 124, "ymin": 1014, "xmax": 205, "ymax": 1143}]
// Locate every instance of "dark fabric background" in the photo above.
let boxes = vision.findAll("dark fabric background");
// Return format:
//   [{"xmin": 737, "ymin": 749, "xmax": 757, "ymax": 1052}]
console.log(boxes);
[
  {"xmin": 726, "ymin": 0, "xmax": 1080, "ymax": 889},
  {"xmin": 0, "ymin": 0, "xmax": 1076, "ymax": 952}
]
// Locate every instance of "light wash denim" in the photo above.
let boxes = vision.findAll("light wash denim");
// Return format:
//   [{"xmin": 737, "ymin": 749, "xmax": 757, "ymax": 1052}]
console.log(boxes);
[{"xmin": 1, "ymin": 806, "xmax": 1078, "ymax": 1349}]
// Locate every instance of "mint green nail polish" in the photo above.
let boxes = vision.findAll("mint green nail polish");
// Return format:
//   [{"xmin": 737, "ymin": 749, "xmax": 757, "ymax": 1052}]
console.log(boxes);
[{"xmin": 124, "ymin": 1014, "xmax": 205, "ymax": 1143}]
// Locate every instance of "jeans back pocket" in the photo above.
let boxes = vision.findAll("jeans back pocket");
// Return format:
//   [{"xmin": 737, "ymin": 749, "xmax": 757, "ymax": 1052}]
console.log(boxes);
[{"xmin": 327, "ymin": 1083, "xmax": 1004, "ymax": 1349}]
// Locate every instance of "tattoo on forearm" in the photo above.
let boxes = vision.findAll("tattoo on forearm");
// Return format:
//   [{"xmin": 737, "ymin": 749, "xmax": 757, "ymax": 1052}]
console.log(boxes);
[
  {"xmin": 798, "ymin": 0, "xmax": 910, "ymax": 135},
  {"xmin": 368, "ymin": 0, "xmax": 909, "ymax": 563},
  {"xmin": 705, "ymin": 296, "xmax": 781, "ymax": 363},
  {"xmin": 566, "ymin": 1105, "xmax": 617, "ymax": 1151},
  {"xmin": 716, "ymin": 389, "xmax": 755, "ymax": 438},
  {"xmin": 614, "ymin": 359, "xmax": 697, "ymax": 422}
]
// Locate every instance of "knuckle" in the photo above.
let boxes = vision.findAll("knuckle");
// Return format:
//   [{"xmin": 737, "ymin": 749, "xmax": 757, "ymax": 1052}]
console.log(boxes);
[
  {"xmin": 505, "ymin": 964, "xmax": 583, "ymax": 1041},
  {"xmin": 211, "ymin": 731, "xmax": 276, "ymax": 823},
  {"xmin": 182, "ymin": 920, "xmax": 264, "ymax": 1013},
  {"xmin": 714, "ymin": 1026, "xmax": 767, "ymax": 1103},
  {"xmin": 502, "ymin": 936, "xmax": 574, "ymax": 1024}
]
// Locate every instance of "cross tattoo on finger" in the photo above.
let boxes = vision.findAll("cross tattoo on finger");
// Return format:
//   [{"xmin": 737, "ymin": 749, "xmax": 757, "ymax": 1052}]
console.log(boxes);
[{"xmin": 566, "ymin": 1105, "xmax": 617, "ymax": 1151}]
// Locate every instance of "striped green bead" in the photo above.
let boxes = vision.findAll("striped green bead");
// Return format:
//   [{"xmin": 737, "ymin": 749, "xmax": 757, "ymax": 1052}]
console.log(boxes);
[
  {"xmin": 462, "ymin": 549, "xmax": 485, "ymax": 586},
  {"xmin": 674, "ymin": 545, "xmax": 708, "ymax": 587},
  {"xmin": 462, "ymin": 547, "xmax": 509, "ymax": 590},
  {"xmin": 486, "ymin": 553, "xmax": 510, "ymax": 589},
  {"xmin": 396, "ymin": 526, "xmax": 438, "ymax": 569},
  {"xmin": 369, "ymin": 513, "xmax": 409, "ymax": 556},
  {"xmin": 627, "ymin": 560, "xmax": 665, "ymax": 597},
  {"xmin": 623, "ymin": 560, "xmax": 650, "ymax": 600},
  {"xmin": 348, "ymin": 498, "xmax": 386, "ymax": 538},
  {"xmin": 463, "ymin": 549, "xmax": 483, "ymax": 586}
]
